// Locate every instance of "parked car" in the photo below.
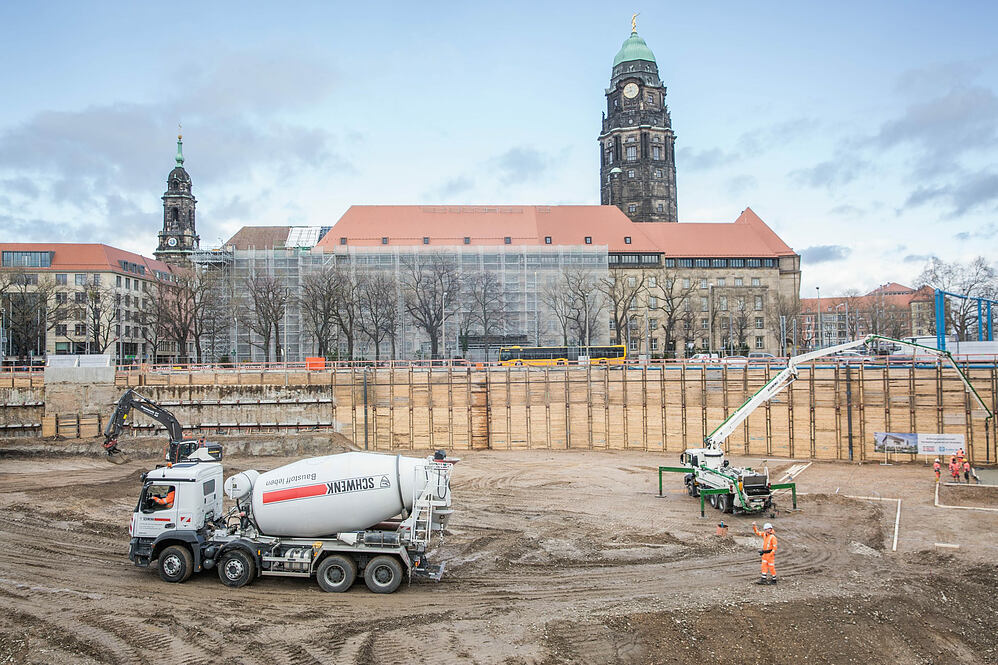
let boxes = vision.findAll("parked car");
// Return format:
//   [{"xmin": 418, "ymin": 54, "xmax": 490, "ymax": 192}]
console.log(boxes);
[
  {"xmin": 747, "ymin": 352, "xmax": 777, "ymax": 361},
  {"xmin": 722, "ymin": 355, "xmax": 748, "ymax": 365},
  {"xmin": 688, "ymin": 353, "xmax": 719, "ymax": 363},
  {"xmin": 834, "ymin": 350, "xmax": 873, "ymax": 363}
]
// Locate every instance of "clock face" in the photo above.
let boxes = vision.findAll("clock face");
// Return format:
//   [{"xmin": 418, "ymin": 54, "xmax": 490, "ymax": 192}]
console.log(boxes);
[
  {"xmin": 168, "ymin": 237, "xmax": 178, "ymax": 247},
  {"xmin": 623, "ymin": 82, "xmax": 639, "ymax": 99}
]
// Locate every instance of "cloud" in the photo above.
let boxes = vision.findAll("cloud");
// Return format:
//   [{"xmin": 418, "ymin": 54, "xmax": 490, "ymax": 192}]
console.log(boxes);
[
  {"xmin": 903, "ymin": 171, "xmax": 998, "ymax": 215},
  {"xmin": 676, "ymin": 146, "xmax": 733, "ymax": 171},
  {"xmin": 828, "ymin": 204, "xmax": 864, "ymax": 217},
  {"xmin": 433, "ymin": 176, "xmax": 475, "ymax": 200},
  {"xmin": 790, "ymin": 157, "xmax": 869, "ymax": 189},
  {"xmin": 726, "ymin": 174, "xmax": 757, "ymax": 196},
  {"xmin": 800, "ymin": 244, "xmax": 852, "ymax": 264},
  {"xmin": 954, "ymin": 221, "xmax": 998, "ymax": 241},
  {"xmin": 903, "ymin": 253, "xmax": 935, "ymax": 264},
  {"xmin": 491, "ymin": 147, "xmax": 551, "ymax": 186}
]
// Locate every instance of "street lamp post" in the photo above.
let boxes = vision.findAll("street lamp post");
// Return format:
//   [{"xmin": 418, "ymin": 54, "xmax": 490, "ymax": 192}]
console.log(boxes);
[
  {"xmin": 815, "ymin": 286, "xmax": 822, "ymax": 349},
  {"xmin": 441, "ymin": 291, "xmax": 447, "ymax": 360}
]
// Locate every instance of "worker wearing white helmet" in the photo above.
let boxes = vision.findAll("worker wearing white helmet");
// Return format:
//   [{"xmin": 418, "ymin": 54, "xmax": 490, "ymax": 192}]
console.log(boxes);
[
  {"xmin": 752, "ymin": 521, "xmax": 778, "ymax": 585},
  {"xmin": 933, "ymin": 458, "xmax": 941, "ymax": 483}
]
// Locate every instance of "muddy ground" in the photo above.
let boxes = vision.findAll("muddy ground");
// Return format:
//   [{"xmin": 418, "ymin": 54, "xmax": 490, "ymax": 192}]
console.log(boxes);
[{"xmin": 1, "ymin": 436, "xmax": 997, "ymax": 664}]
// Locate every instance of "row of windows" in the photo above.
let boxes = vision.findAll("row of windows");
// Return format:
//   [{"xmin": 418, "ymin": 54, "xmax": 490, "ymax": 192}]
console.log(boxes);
[
  {"xmin": 662, "ymin": 258, "xmax": 776, "ymax": 269},
  {"xmin": 53, "ymin": 323, "xmax": 146, "ymax": 338},
  {"xmin": 117, "ymin": 260, "xmax": 147, "ymax": 276},
  {"xmin": 1, "ymin": 251, "xmax": 53, "ymax": 268},
  {"xmin": 628, "ymin": 336, "xmax": 767, "ymax": 352}
]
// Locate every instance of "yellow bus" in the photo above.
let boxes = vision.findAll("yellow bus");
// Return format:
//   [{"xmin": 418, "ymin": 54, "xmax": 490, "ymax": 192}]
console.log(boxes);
[{"xmin": 498, "ymin": 344, "xmax": 627, "ymax": 366}]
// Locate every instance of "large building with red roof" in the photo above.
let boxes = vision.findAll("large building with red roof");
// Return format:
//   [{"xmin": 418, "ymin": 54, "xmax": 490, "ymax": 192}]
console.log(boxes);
[
  {"xmin": 0, "ymin": 243, "xmax": 183, "ymax": 361},
  {"xmin": 800, "ymin": 283, "xmax": 935, "ymax": 349}
]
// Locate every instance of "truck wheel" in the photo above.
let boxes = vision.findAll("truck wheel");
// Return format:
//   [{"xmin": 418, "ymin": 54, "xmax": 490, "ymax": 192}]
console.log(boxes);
[
  {"xmin": 217, "ymin": 550, "xmax": 255, "ymax": 588},
  {"xmin": 718, "ymin": 493, "xmax": 732, "ymax": 513},
  {"xmin": 364, "ymin": 555, "xmax": 403, "ymax": 594},
  {"xmin": 708, "ymin": 494, "xmax": 718, "ymax": 509},
  {"xmin": 158, "ymin": 545, "xmax": 193, "ymax": 583},
  {"xmin": 316, "ymin": 554, "xmax": 356, "ymax": 593}
]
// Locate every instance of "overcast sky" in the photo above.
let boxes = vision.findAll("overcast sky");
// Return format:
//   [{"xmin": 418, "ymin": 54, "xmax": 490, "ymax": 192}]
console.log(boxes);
[{"xmin": 1, "ymin": 1, "xmax": 996, "ymax": 295}]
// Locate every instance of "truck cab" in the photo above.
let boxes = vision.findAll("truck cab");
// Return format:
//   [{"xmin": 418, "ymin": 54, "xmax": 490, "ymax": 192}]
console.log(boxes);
[
  {"xmin": 129, "ymin": 462, "xmax": 223, "ymax": 572},
  {"xmin": 680, "ymin": 447, "xmax": 726, "ymax": 470}
]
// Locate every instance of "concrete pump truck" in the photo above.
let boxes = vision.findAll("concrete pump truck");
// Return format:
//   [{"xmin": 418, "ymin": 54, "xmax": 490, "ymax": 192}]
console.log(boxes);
[{"xmin": 662, "ymin": 335, "xmax": 993, "ymax": 515}]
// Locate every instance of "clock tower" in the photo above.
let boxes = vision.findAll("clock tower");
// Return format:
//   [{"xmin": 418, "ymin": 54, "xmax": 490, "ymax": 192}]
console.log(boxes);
[
  {"xmin": 154, "ymin": 132, "xmax": 200, "ymax": 266},
  {"xmin": 599, "ymin": 23, "xmax": 678, "ymax": 222}
]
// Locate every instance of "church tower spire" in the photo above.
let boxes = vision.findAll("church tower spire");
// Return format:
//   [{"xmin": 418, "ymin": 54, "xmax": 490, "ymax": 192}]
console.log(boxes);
[
  {"xmin": 155, "ymin": 128, "xmax": 200, "ymax": 266},
  {"xmin": 599, "ymin": 22, "xmax": 678, "ymax": 222}
]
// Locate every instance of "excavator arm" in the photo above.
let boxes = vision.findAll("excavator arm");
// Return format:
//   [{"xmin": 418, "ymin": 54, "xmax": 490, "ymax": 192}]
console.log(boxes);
[
  {"xmin": 703, "ymin": 335, "xmax": 993, "ymax": 450},
  {"xmin": 102, "ymin": 389, "xmax": 185, "ymax": 459}
]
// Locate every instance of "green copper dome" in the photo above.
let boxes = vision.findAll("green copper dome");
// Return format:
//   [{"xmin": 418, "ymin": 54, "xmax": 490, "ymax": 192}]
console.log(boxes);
[{"xmin": 612, "ymin": 31, "xmax": 656, "ymax": 67}]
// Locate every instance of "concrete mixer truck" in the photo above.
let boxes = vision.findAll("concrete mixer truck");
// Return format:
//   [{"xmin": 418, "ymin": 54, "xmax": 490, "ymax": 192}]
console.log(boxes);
[{"xmin": 128, "ymin": 450, "xmax": 456, "ymax": 593}]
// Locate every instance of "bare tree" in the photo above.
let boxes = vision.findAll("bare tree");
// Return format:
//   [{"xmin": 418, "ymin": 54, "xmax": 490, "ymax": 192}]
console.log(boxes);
[
  {"xmin": 400, "ymin": 252, "xmax": 460, "ymax": 359},
  {"xmin": 647, "ymin": 270, "xmax": 698, "ymax": 358},
  {"xmin": 300, "ymin": 265, "xmax": 339, "ymax": 358},
  {"xmin": 539, "ymin": 272, "xmax": 576, "ymax": 345},
  {"xmin": 467, "ymin": 271, "xmax": 508, "ymax": 360},
  {"xmin": 134, "ymin": 285, "xmax": 171, "ymax": 362},
  {"xmin": 566, "ymin": 267, "xmax": 606, "ymax": 346},
  {"xmin": 329, "ymin": 266, "xmax": 364, "ymax": 360},
  {"xmin": 601, "ymin": 268, "xmax": 645, "ymax": 345},
  {"xmin": 357, "ymin": 272, "xmax": 400, "ymax": 361},
  {"xmin": 74, "ymin": 283, "xmax": 117, "ymax": 354},
  {"xmin": 917, "ymin": 257, "xmax": 997, "ymax": 340},
  {"xmin": 0, "ymin": 271, "xmax": 69, "ymax": 359},
  {"xmin": 238, "ymin": 274, "xmax": 289, "ymax": 362},
  {"xmin": 766, "ymin": 291, "xmax": 802, "ymax": 355}
]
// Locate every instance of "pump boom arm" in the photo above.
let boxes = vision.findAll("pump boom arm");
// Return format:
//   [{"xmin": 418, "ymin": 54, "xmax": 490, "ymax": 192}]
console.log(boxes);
[{"xmin": 703, "ymin": 335, "xmax": 993, "ymax": 449}]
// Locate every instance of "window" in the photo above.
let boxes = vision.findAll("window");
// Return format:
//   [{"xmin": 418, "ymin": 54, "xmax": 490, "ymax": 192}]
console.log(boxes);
[
  {"xmin": 74, "ymin": 324, "xmax": 85, "ymax": 336},
  {"xmin": 544, "ymin": 236, "xmax": 552, "ymax": 244},
  {"xmin": 652, "ymin": 146, "xmax": 662, "ymax": 160},
  {"xmin": 700, "ymin": 297, "xmax": 708, "ymax": 312},
  {"xmin": 118, "ymin": 275, "xmax": 124, "ymax": 287},
  {"xmin": 650, "ymin": 337, "xmax": 659, "ymax": 351},
  {"xmin": 717, "ymin": 278, "xmax": 725, "ymax": 287},
  {"xmin": 755, "ymin": 336, "xmax": 765, "ymax": 349},
  {"xmin": 74, "ymin": 292, "xmax": 85, "ymax": 304},
  {"xmin": 504, "ymin": 237, "xmax": 511, "ymax": 244},
  {"xmin": 678, "ymin": 259, "xmax": 693, "ymax": 268},
  {"xmin": 649, "ymin": 318, "xmax": 658, "ymax": 330},
  {"xmin": 203, "ymin": 479, "xmax": 216, "ymax": 496},
  {"xmin": 1, "ymin": 251, "xmax": 53, "ymax": 267},
  {"xmin": 55, "ymin": 324, "xmax": 67, "ymax": 336},
  {"xmin": 339, "ymin": 237, "xmax": 347, "ymax": 245},
  {"xmin": 648, "ymin": 296, "xmax": 658, "ymax": 308},
  {"xmin": 626, "ymin": 146, "xmax": 637, "ymax": 161},
  {"xmin": 734, "ymin": 277, "xmax": 743, "ymax": 287},
  {"xmin": 627, "ymin": 276, "xmax": 637, "ymax": 287},
  {"xmin": 664, "ymin": 259, "xmax": 675, "ymax": 267},
  {"xmin": 752, "ymin": 278, "xmax": 761, "ymax": 286},
  {"xmin": 628, "ymin": 204, "xmax": 637, "ymax": 213},
  {"xmin": 12, "ymin": 273, "xmax": 38, "ymax": 285},
  {"xmin": 463, "ymin": 237, "xmax": 470, "ymax": 245},
  {"xmin": 422, "ymin": 237, "xmax": 430, "ymax": 245},
  {"xmin": 755, "ymin": 317, "xmax": 764, "ymax": 329},
  {"xmin": 654, "ymin": 169, "xmax": 662, "ymax": 178},
  {"xmin": 55, "ymin": 293, "xmax": 67, "ymax": 304},
  {"xmin": 701, "ymin": 318, "xmax": 708, "ymax": 330},
  {"xmin": 657, "ymin": 203, "xmax": 664, "ymax": 212},
  {"xmin": 648, "ymin": 276, "xmax": 656, "ymax": 287},
  {"xmin": 627, "ymin": 169, "xmax": 635, "ymax": 178},
  {"xmin": 75, "ymin": 274, "xmax": 86, "ymax": 286},
  {"xmin": 629, "ymin": 338, "xmax": 639, "ymax": 351},
  {"xmin": 382, "ymin": 237, "xmax": 389, "ymax": 245},
  {"xmin": 646, "ymin": 93, "xmax": 653, "ymax": 103},
  {"xmin": 754, "ymin": 296, "xmax": 764, "ymax": 311},
  {"xmin": 584, "ymin": 236, "xmax": 592, "ymax": 244},
  {"xmin": 712, "ymin": 259, "xmax": 726, "ymax": 268},
  {"xmin": 124, "ymin": 277, "xmax": 130, "ymax": 289},
  {"xmin": 730, "ymin": 259, "xmax": 745, "ymax": 268},
  {"xmin": 700, "ymin": 279, "xmax": 708, "ymax": 289},
  {"xmin": 747, "ymin": 259, "xmax": 762, "ymax": 267},
  {"xmin": 682, "ymin": 278, "xmax": 691, "ymax": 289},
  {"xmin": 719, "ymin": 296, "xmax": 728, "ymax": 311},
  {"xmin": 144, "ymin": 484, "xmax": 176, "ymax": 512},
  {"xmin": 763, "ymin": 259, "xmax": 775, "ymax": 267},
  {"xmin": 624, "ymin": 236, "xmax": 631, "ymax": 244}
]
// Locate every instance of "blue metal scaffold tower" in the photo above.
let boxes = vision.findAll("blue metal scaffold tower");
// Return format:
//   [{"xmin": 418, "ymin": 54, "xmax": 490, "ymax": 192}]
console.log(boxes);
[{"xmin": 935, "ymin": 289, "xmax": 997, "ymax": 350}]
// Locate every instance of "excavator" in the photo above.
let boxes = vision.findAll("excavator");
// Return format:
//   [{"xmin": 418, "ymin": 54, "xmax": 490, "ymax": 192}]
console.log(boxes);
[{"xmin": 103, "ymin": 388, "xmax": 223, "ymax": 464}]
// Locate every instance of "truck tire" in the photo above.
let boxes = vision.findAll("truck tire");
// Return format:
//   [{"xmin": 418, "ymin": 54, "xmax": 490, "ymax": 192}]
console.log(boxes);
[
  {"xmin": 708, "ymin": 494, "xmax": 718, "ymax": 509},
  {"xmin": 316, "ymin": 554, "xmax": 357, "ymax": 593},
  {"xmin": 718, "ymin": 493, "xmax": 732, "ymax": 513},
  {"xmin": 364, "ymin": 555, "xmax": 403, "ymax": 594},
  {"xmin": 158, "ymin": 545, "xmax": 193, "ymax": 583},
  {"xmin": 217, "ymin": 549, "xmax": 255, "ymax": 588}
]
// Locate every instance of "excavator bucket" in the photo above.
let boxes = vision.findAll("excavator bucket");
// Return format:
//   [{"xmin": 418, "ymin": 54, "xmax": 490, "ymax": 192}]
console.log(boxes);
[{"xmin": 106, "ymin": 449, "xmax": 129, "ymax": 465}]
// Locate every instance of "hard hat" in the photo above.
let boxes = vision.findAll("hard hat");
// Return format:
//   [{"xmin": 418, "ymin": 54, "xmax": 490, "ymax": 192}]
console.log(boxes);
[
  {"xmin": 935, "ymin": 458, "xmax": 940, "ymax": 462},
  {"xmin": 763, "ymin": 522, "xmax": 773, "ymax": 530}
]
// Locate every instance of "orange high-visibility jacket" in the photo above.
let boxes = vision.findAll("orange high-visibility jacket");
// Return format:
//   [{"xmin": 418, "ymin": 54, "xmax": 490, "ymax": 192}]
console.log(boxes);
[
  {"xmin": 753, "ymin": 525, "xmax": 778, "ymax": 560},
  {"xmin": 152, "ymin": 490, "xmax": 175, "ymax": 507}
]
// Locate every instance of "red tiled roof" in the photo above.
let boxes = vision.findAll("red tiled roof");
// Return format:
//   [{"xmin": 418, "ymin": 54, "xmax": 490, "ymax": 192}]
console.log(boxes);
[
  {"xmin": 224, "ymin": 226, "xmax": 292, "ymax": 250},
  {"xmin": 0, "ymin": 243, "xmax": 180, "ymax": 279},
  {"xmin": 313, "ymin": 205, "xmax": 797, "ymax": 257}
]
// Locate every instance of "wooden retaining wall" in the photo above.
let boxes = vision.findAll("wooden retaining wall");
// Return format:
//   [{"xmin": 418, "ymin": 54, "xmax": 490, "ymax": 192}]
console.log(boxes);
[{"xmin": 114, "ymin": 364, "xmax": 998, "ymax": 463}]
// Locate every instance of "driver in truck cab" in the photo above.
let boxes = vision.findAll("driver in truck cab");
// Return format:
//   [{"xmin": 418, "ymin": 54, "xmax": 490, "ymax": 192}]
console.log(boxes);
[{"xmin": 149, "ymin": 485, "xmax": 175, "ymax": 509}]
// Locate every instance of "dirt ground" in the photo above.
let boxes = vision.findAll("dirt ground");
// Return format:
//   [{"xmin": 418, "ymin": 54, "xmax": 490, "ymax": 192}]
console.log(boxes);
[{"xmin": 1, "ymin": 436, "xmax": 997, "ymax": 665}]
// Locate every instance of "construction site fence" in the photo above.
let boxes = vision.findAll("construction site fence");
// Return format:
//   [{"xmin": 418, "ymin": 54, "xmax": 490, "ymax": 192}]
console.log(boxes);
[{"xmin": 106, "ymin": 362, "xmax": 998, "ymax": 464}]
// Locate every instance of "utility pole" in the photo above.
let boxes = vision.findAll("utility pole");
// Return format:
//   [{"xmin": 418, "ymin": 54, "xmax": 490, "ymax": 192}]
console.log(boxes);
[{"xmin": 815, "ymin": 286, "xmax": 822, "ymax": 350}]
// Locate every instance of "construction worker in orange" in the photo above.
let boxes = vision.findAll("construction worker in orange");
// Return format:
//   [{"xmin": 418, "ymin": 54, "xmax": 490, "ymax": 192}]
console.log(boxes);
[
  {"xmin": 950, "ymin": 457, "xmax": 960, "ymax": 482},
  {"xmin": 151, "ymin": 486, "xmax": 175, "ymax": 509},
  {"xmin": 933, "ymin": 458, "xmax": 941, "ymax": 482},
  {"xmin": 963, "ymin": 460, "xmax": 972, "ymax": 483},
  {"xmin": 752, "ymin": 521, "xmax": 778, "ymax": 585}
]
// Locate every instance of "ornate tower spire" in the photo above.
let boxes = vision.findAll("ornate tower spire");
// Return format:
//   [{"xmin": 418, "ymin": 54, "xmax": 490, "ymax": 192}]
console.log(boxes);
[
  {"xmin": 599, "ymin": 23, "xmax": 678, "ymax": 222},
  {"xmin": 154, "ymin": 128, "xmax": 200, "ymax": 266}
]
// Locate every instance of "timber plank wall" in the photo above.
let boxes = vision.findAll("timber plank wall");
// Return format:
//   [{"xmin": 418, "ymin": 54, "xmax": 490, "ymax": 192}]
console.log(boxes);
[{"xmin": 107, "ymin": 364, "xmax": 998, "ymax": 464}]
